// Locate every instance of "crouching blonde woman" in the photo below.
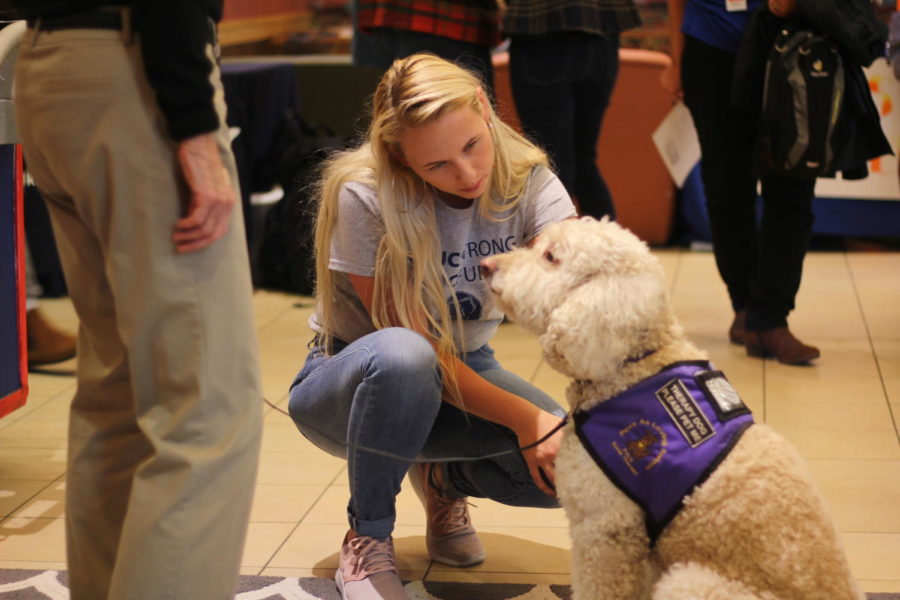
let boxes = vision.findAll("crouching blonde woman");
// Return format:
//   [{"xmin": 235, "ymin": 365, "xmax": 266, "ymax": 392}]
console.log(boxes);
[{"xmin": 288, "ymin": 53, "xmax": 576, "ymax": 600}]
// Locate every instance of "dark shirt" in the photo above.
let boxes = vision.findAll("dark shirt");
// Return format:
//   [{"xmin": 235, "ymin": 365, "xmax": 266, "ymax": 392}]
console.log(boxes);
[{"xmin": 14, "ymin": 0, "xmax": 223, "ymax": 141}]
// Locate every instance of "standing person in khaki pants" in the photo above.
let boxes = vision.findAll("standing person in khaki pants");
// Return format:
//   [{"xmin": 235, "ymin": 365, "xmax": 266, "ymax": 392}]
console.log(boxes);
[{"xmin": 13, "ymin": 2, "xmax": 263, "ymax": 599}]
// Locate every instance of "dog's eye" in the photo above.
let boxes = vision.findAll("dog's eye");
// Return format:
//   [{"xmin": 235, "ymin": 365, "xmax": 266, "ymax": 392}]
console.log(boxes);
[{"xmin": 543, "ymin": 250, "xmax": 558, "ymax": 264}]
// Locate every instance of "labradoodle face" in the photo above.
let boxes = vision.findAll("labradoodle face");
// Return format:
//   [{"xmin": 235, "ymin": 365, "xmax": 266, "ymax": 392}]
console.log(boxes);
[{"xmin": 481, "ymin": 218, "xmax": 668, "ymax": 378}]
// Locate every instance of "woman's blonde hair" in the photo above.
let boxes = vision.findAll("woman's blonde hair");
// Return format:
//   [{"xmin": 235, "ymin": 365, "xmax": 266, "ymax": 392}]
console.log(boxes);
[{"xmin": 313, "ymin": 53, "xmax": 547, "ymax": 381}]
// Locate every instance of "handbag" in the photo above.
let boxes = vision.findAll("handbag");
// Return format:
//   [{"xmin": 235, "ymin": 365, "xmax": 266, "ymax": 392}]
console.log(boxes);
[{"xmin": 758, "ymin": 28, "xmax": 845, "ymax": 178}]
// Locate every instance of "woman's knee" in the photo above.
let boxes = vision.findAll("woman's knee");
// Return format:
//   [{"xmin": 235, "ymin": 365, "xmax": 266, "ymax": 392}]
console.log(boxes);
[
  {"xmin": 341, "ymin": 329, "xmax": 444, "ymax": 421},
  {"xmin": 368, "ymin": 328, "xmax": 439, "ymax": 378}
]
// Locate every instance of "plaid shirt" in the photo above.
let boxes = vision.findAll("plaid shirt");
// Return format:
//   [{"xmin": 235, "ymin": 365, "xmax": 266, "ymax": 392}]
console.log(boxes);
[
  {"xmin": 502, "ymin": 0, "xmax": 641, "ymax": 36},
  {"xmin": 356, "ymin": 0, "xmax": 502, "ymax": 47}
]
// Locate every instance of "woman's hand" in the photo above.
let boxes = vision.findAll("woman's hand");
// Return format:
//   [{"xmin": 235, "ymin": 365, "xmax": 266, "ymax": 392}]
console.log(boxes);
[
  {"xmin": 768, "ymin": 0, "xmax": 797, "ymax": 18},
  {"xmin": 514, "ymin": 410, "xmax": 565, "ymax": 497},
  {"xmin": 660, "ymin": 62, "xmax": 683, "ymax": 99},
  {"xmin": 347, "ymin": 272, "xmax": 568, "ymax": 498}
]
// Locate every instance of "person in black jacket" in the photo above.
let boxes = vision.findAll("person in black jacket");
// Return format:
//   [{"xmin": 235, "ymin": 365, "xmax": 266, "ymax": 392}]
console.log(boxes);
[
  {"xmin": 13, "ymin": 2, "xmax": 263, "ymax": 599},
  {"xmin": 663, "ymin": 0, "xmax": 887, "ymax": 365}
]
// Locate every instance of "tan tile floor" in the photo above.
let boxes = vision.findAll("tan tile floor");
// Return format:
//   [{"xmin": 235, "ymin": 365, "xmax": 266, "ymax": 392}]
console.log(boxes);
[{"xmin": 1, "ymin": 248, "xmax": 898, "ymax": 592}]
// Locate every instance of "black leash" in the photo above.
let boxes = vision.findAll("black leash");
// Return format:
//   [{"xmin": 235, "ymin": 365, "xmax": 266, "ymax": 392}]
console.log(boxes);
[{"xmin": 263, "ymin": 397, "xmax": 569, "ymax": 463}]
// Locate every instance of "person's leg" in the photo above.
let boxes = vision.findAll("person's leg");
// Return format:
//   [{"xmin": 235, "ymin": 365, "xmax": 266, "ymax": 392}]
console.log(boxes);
[
  {"xmin": 23, "ymin": 236, "xmax": 77, "ymax": 366},
  {"xmin": 350, "ymin": 0, "xmax": 379, "ymax": 67},
  {"xmin": 571, "ymin": 33, "xmax": 619, "ymax": 219},
  {"xmin": 405, "ymin": 344, "xmax": 562, "ymax": 569},
  {"xmin": 289, "ymin": 328, "xmax": 442, "ymax": 599},
  {"xmin": 359, "ymin": 28, "xmax": 494, "ymax": 96},
  {"xmin": 17, "ymin": 28, "xmax": 262, "ymax": 600},
  {"xmin": 115, "ymin": 43, "xmax": 262, "ymax": 600},
  {"xmin": 509, "ymin": 35, "xmax": 576, "ymax": 202},
  {"xmin": 288, "ymin": 328, "xmax": 443, "ymax": 537},
  {"xmin": 740, "ymin": 173, "xmax": 819, "ymax": 364},
  {"xmin": 751, "ymin": 174, "xmax": 816, "ymax": 331},
  {"xmin": 681, "ymin": 35, "xmax": 760, "ymax": 316},
  {"xmin": 17, "ymin": 28, "xmax": 146, "ymax": 599},
  {"xmin": 19, "ymin": 94, "xmax": 140, "ymax": 600},
  {"xmin": 423, "ymin": 345, "xmax": 563, "ymax": 509}
]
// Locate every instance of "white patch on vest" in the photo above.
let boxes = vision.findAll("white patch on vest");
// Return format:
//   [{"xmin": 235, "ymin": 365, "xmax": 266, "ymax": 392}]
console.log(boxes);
[
  {"xmin": 655, "ymin": 378, "xmax": 716, "ymax": 447},
  {"xmin": 703, "ymin": 374, "xmax": 745, "ymax": 413}
]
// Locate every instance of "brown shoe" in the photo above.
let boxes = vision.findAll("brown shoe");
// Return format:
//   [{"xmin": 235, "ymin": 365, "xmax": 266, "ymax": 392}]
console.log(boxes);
[
  {"xmin": 745, "ymin": 327, "xmax": 820, "ymax": 365},
  {"xmin": 408, "ymin": 463, "xmax": 485, "ymax": 567},
  {"xmin": 729, "ymin": 310, "xmax": 748, "ymax": 345},
  {"xmin": 26, "ymin": 308, "xmax": 77, "ymax": 366}
]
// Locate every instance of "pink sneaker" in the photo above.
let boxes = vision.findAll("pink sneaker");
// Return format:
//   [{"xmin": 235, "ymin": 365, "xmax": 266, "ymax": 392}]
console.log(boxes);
[
  {"xmin": 335, "ymin": 533, "xmax": 408, "ymax": 600},
  {"xmin": 408, "ymin": 463, "xmax": 485, "ymax": 567}
]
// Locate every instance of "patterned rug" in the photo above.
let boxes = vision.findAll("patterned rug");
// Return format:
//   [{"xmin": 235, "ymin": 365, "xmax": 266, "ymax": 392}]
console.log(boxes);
[
  {"xmin": 0, "ymin": 569, "xmax": 897, "ymax": 599},
  {"xmin": 0, "ymin": 570, "xmax": 572, "ymax": 600}
]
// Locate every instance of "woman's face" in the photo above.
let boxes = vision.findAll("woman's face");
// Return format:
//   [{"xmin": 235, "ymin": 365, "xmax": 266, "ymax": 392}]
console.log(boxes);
[{"xmin": 397, "ymin": 101, "xmax": 494, "ymax": 202}]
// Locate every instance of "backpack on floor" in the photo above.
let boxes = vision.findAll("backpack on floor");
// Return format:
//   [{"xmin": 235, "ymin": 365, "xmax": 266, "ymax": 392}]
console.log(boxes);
[{"xmin": 759, "ymin": 28, "xmax": 845, "ymax": 178}]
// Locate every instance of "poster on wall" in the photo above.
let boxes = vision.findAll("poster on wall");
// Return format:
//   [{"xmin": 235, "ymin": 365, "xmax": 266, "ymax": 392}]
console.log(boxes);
[
  {"xmin": 0, "ymin": 143, "xmax": 27, "ymax": 420},
  {"xmin": 816, "ymin": 59, "xmax": 900, "ymax": 201}
]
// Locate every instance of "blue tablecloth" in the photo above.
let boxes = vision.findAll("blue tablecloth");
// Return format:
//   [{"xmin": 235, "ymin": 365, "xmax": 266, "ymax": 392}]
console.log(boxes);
[{"xmin": 679, "ymin": 164, "xmax": 900, "ymax": 243}]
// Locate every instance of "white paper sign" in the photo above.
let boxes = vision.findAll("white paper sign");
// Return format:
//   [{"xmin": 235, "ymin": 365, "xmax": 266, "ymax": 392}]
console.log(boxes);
[{"xmin": 652, "ymin": 101, "xmax": 701, "ymax": 189}]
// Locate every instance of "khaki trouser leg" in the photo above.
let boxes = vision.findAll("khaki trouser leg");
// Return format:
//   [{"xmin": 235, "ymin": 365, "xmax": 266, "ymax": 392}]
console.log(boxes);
[{"xmin": 15, "ymin": 27, "xmax": 262, "ymax": 600}]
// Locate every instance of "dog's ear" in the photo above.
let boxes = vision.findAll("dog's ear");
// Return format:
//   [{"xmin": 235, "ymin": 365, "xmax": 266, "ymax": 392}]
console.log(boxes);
[{"xmin": 539, "ymin": 271, "xmax": 668, "ymax": 380}]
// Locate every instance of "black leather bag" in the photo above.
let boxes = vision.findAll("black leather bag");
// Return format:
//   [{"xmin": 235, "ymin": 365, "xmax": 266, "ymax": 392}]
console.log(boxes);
[{"xmin": 759, "ymin": 28, "xmax": 844, "ymax": 178}]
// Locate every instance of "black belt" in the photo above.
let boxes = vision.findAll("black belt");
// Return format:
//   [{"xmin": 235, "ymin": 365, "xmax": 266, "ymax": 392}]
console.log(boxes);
[{"xmin": 26, "ymin": 11, "xmax": 123, "ymax": 32}]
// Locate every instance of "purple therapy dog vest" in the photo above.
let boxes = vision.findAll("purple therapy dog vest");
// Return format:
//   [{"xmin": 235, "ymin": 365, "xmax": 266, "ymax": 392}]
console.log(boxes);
[{"xmin": 573, "ymin": 361, "xmax": 754, "ymax": 543}]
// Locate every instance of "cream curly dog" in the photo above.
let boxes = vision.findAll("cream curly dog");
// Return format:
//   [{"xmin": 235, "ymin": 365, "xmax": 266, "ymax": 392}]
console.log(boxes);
[{"xmin": 480, "ymin": 218, "xmax": 862, "ymax": 600}]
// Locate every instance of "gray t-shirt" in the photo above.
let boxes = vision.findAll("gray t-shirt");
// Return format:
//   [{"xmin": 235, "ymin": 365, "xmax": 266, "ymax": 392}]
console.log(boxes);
[{"xmin": 310, "ymin": 165, "xmax": 577, "ymax": 352}]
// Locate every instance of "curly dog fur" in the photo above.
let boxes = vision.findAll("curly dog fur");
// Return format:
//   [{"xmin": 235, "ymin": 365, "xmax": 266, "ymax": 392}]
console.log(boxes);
[{"xmin": 481, "ymin": 218, "xmax": 862, "ymax": 600}]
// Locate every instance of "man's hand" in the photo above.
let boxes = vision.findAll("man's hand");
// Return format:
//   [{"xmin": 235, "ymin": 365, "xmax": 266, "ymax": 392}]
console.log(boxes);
[
  {"xmin": 768, "ymin": 0, "xmax": 797, "ymax": 18},
  {"xmin": 173, "ymin": 132, "xmax": 236, "ymax": 253}
]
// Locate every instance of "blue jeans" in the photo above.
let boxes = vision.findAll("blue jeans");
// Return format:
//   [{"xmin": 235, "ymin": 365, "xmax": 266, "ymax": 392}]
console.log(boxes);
[
  {"xmin": 288, "ymin": 328, "xmax": 563, "ymax": 538},
  {"xmin": 509, "ymin": 32, "xmax": 620, "ymax": 220}
]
